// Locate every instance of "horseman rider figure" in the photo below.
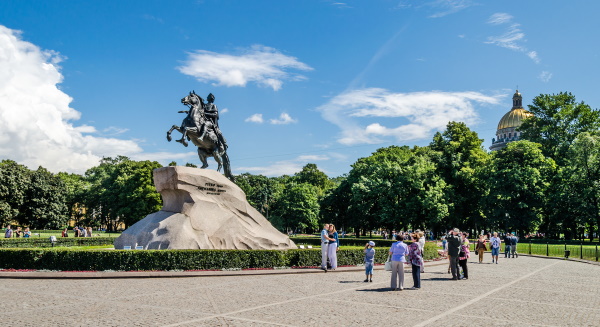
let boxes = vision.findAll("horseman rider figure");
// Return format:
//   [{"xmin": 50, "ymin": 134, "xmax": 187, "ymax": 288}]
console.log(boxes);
[{"xmin": 199, "ymin": 93, "xmax": 227, "ymax": 150}]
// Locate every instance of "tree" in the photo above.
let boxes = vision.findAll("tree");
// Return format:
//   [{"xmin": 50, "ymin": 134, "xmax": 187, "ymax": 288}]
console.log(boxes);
[
  {"xmin": 21, "ymin": 166, "xmax": 69, "ymax": 229},
  {"xmin": 483, "ymin": 141, "xmax": 556, "ymax": 236},
  {"xmin": 57, "ymin": 172, "xmax": 90, "ymax": 226},
  {"xmin": 271, "ymin": 183, "xmax": 320, "ymax": 233},
  {"xmin": 0, "ymin": 160, "xmax": 30, "ymax": 227},
  {"xmin": 235, "ymin": 173, "xmax": 283, "ymax": 218},
  {"xmin": 564, "ymin": 132, "xmax": 600, "ymax": 240},
  {"xmin": 293, "ymin": 163, "xmax": 332, "ymax": 192},
  {"xmin": 520, "ymin": 92, "xmax": 600, "ymax": 165},
  {"xmin": 111, "ymin": 159, "xmax": 163, "ymax": 228},
  {"xmin": 84, "ymin": 156, "xmax": 162, "ymax": 229},
  {"xmin": 430, "ymin": 121, "xmax": 490, "ymax": 230},
  {"xmin": 323, "ymin": 145, "xmax": 449, "ymax": 236}
]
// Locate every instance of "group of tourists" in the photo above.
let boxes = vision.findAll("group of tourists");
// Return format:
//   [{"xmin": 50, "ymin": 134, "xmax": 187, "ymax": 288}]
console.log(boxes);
[
  {"xmin": 3, "ymin": 225, "xmax": 97, "ymax": 239},
  {"xmin": 387, "ymin": 231, "xmax": 425, "ymax": 290},
  {"xmin": 66, "ymin": 226, "xmax": 94, "ymax": 237},
  {"xmin": 374, "ymin": 228, "xmax": 519, "ymax": 291},
  {"xmin": 4, "ymin": 225, "xmax": 31, "ymax": 238},
  {"xmin": 360, "ymin": 230, "xmax": 427, "ymax": 290},
  {"xmin": 320, "ymin": 223, "xmax": 340, "ymax": 271}
]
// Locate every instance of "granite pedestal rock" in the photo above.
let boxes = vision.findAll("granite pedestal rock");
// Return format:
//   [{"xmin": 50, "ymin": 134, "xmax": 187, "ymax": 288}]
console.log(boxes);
[{"xmin": 114, "ymin": 166, "xmax": 296, "ymax": 250}]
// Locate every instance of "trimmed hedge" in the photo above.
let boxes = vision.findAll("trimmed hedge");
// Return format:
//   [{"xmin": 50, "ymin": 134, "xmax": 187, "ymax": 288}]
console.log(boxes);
[
  {"xmin": 0, "ymin": 243, "xmax": 440, "ymax": 271},
  {"xmin": 0, "ymin": 237, "xmax": 115, "ymax": 248}
]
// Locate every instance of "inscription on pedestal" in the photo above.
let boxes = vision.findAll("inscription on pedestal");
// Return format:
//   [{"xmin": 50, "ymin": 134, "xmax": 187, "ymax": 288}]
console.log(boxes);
[{"xmin": 198, "ymin": 182, "xmax": 227, "ymax": 195}]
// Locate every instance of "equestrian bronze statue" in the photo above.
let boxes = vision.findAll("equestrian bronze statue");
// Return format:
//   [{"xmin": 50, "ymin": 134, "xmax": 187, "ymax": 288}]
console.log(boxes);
[{"xmin": 167, "ymin": 91, "xmax": 234, "ymax": 181}]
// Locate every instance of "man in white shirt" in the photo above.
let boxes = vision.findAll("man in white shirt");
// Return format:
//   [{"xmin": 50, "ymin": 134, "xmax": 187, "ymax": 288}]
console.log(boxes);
[{"xmin": 321, "ymin": 224, "xmax": 330, "ymax": 271}]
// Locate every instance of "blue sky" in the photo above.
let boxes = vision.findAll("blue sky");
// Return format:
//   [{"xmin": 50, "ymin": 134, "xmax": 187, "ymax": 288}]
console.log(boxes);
[{"xmin": 0, "ymin": 0, "xmax": 599, "ymax": 177}]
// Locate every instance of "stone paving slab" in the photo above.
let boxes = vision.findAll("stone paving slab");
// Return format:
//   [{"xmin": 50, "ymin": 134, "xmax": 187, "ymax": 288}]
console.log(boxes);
[{"xmin": 0, "ymin": 255, "xmax": 599, "ymax": 326}]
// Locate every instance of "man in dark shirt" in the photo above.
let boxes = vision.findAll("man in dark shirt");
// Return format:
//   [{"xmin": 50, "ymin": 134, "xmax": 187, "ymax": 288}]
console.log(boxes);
[
  {"xmin": 446, "ymin": 228, "xmax": 462, "ymax": 280},
  {"xmin": 510, "ymin": 233, "xmax": 519, "ymax": 258},
  {"xmin": 504, "ymin": 233, "xmax": 513, "ymax": 258}
]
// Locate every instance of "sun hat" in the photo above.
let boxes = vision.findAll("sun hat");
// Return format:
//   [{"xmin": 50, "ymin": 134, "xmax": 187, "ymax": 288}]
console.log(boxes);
[{"xmin": 368, "ymin": 241, "xmax": 375, "ymax": 247}]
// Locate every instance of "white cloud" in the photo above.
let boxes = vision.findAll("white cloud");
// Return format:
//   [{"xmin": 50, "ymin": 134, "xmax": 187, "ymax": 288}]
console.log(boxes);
[
  {"xmin": 102, "ymin": 126, "xmax": 129, "ymax": 135},
  {"xmin": 177, "ymin": 45, "xmax": 313, "ymax": 91},
  {"xmin": 539, "ymin": 71, "xmax": 553, "ymax": 83},
  {"xmin": 220, "ymin": 108, "xmax": 229, "ymax": 114},
  {"xmin": 487, "ymin": 13, "xmax": 513, "ymax": 25},
  {"xmin": 485, "ymin": 13, "xmax": 540, "ymax": 64},
  {"xmin": 0, "ymin": 26, "xmax": 150, "ymax": 174},
  {"xmin": 236, "ymin": 154, "xmax": 329, "ymax": 177},
  {"xmin": 269, "ymin": 113, "xmax": 297, "ymax": 125},
  {"xmin": 527, "ymin": 51, "xmax": 540, "ymax": 64},
  {"xmin": 245, "ymin": 113, "xmax": 264, "ymax": 123},
  {"xmin": 428, "ymin": 0, "xmax": 474, "ymax": 18},
  {"xmin": 317, "ymin": 88, "xmax": 501, "ymax": 145}
]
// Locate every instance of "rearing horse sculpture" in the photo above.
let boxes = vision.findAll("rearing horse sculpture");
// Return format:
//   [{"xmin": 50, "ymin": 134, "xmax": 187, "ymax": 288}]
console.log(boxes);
[{"xmin": 166, "ymin": 91, "xmax": 234, "ymax": 181}]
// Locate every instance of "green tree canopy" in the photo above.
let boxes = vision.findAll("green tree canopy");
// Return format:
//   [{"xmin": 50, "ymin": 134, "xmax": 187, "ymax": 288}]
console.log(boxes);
[
  {"xmin": 483, "ymin": 141, "xmax": 556, "ymax": 235},
  {"xmin": 520, "ymin": 92, "xmax": 600, "ymax": 165},
  {"xmin": 0, "ymin": 160, "xmax": 30, "ymax": 227},
  {"xmin": 21, "ymin": 166, "xmax": 69, "ymax": 229},
  {"xmin": 430, "ymin": 121, "xmax": 489, "ymax": 230},
  {"xmin": 271, "ymin": 182, "xmax": 320, "ymax": 232}
]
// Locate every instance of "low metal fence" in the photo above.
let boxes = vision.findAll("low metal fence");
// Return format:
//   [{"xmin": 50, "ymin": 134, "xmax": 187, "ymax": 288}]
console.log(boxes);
[{"xmin": 468, "ymin": 241, "xmax": 599, "ymax": 261}]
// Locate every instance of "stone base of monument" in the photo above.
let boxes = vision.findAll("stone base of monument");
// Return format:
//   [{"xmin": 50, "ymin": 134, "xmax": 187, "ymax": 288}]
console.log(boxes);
[{"xmin": 114, "ymin": 167, "xmax": 296, "ymax": 250}]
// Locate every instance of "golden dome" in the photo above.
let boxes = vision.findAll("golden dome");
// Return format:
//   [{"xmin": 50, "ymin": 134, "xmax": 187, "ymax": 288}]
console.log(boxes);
[{"xmin": 497, "ymin": 108, "xmax": 533, "ymax": 130}]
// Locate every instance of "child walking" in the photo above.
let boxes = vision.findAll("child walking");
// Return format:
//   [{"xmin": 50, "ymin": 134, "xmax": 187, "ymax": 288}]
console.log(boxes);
[{"xmin": 364, "ymin": 241, "xmax": 375, "ymax": 282}]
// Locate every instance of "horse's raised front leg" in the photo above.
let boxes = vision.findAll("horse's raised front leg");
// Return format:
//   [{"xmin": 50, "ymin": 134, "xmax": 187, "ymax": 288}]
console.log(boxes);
[
  {"xmin": 175, "ymin": 128, "xmax": 189, "ymax": 147},
  {"xmin": 166, "ymin": 125, "xmax": 179, "ymax": 142}
]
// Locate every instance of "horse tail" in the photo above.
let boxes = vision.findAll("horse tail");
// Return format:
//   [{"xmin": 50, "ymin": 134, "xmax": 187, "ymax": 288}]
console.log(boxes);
[{"xmin": 222, "ymin": 152, "xmax": 235, "ymax": 182}]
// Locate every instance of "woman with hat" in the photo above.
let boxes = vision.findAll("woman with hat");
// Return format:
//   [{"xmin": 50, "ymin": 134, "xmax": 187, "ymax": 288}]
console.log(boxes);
[{"xmin": 364, "ymin": 241, "xmax": 376, "ymax": 282}]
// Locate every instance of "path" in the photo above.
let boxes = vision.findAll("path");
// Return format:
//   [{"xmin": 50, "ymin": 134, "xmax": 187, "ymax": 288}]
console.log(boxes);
[{"xmin": 0, "ymin": 255, "xmax": 598, "ymax": 326}]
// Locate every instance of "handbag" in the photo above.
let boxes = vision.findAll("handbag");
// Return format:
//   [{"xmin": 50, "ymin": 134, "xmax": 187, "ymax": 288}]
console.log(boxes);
[{"xmin": 384, "ymin": 254, "xmax": 392, "ymax": 271}]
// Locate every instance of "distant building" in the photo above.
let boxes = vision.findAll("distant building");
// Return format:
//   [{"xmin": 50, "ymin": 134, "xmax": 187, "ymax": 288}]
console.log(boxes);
[{"xmin": 490, "ymin": 90, "xmax": 533, "ymax": 151}]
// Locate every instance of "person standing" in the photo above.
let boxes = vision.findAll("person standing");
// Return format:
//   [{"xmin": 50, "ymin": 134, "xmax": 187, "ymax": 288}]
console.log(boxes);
[
  {"xmin": 417, "ymin": 230, "xmax": 425, "ymax": 273},
  {"xmin": 4, "ymin": 225, "xmax": 12, "ymax": 238},
  {"xmin": 504, "ymin": 233, "xmax": 513, "ymax": 258},
  {"xmin": 490, "ymin": 232, "xmax": 501, "ymax": 264},
  {"xmin": 364, "ymin": 241, "xmax": 375, "ymax": 282},
  {"xmin": 23, "ymin": 228, "xmax": 31, "ymax": 238},
  {"xmin": 389, "ymin": 236, "xmax": 408, "ymax": 290},
  {"xmin": 61, "ymin": 228, "xmax": 68, "ymax": 237},
  {"xmin": 447, "ymin": 228, "xmax": 462, "ymax": 280},
  {"xmin": 408, "ymin": 233, "xmax": 424, "ymax": 289},
  {"xmin": 320, "ymin": 224, "xmax": 330, "ymax": 271},
  {"xmin": 458, "ymin": 232, "xmax": 470, "ymax": 279},
  {"xmin": 511, "ymin": 233, "xmax": 519, "ymax": 258},
  {"xmin": 475, "ymin": 235, "xmax": 487, "ymax": 263},
  {"xmin": 327, "ymin": 224, "xmax": 339, "ymax": 270}
]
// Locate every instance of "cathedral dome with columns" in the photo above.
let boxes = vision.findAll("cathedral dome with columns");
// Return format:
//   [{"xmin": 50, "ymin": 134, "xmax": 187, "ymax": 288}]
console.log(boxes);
[{"xmin": 490, "ymin": 90, "xmax": 534, "ymax": 151}]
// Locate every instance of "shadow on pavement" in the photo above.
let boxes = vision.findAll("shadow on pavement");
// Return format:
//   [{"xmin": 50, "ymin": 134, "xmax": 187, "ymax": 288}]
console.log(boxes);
[{"xmin": 356, "ymin": 288, "xmax": 393, "ymax": 292}]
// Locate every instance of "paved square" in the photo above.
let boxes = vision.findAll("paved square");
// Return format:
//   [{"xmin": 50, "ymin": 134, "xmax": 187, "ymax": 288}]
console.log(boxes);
[{"xmin": 1, "ymin": 256, "xmax": 598, "ymax": 326}]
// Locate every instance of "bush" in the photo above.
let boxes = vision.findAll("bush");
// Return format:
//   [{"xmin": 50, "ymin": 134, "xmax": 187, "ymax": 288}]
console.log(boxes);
[
  {"xmin": 0, "ymin": 237, "xmax": 115, "ymax": 248},
  {"xmin": 0, "ymin": 243, "xmax": 439, "ymax": 271}
]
